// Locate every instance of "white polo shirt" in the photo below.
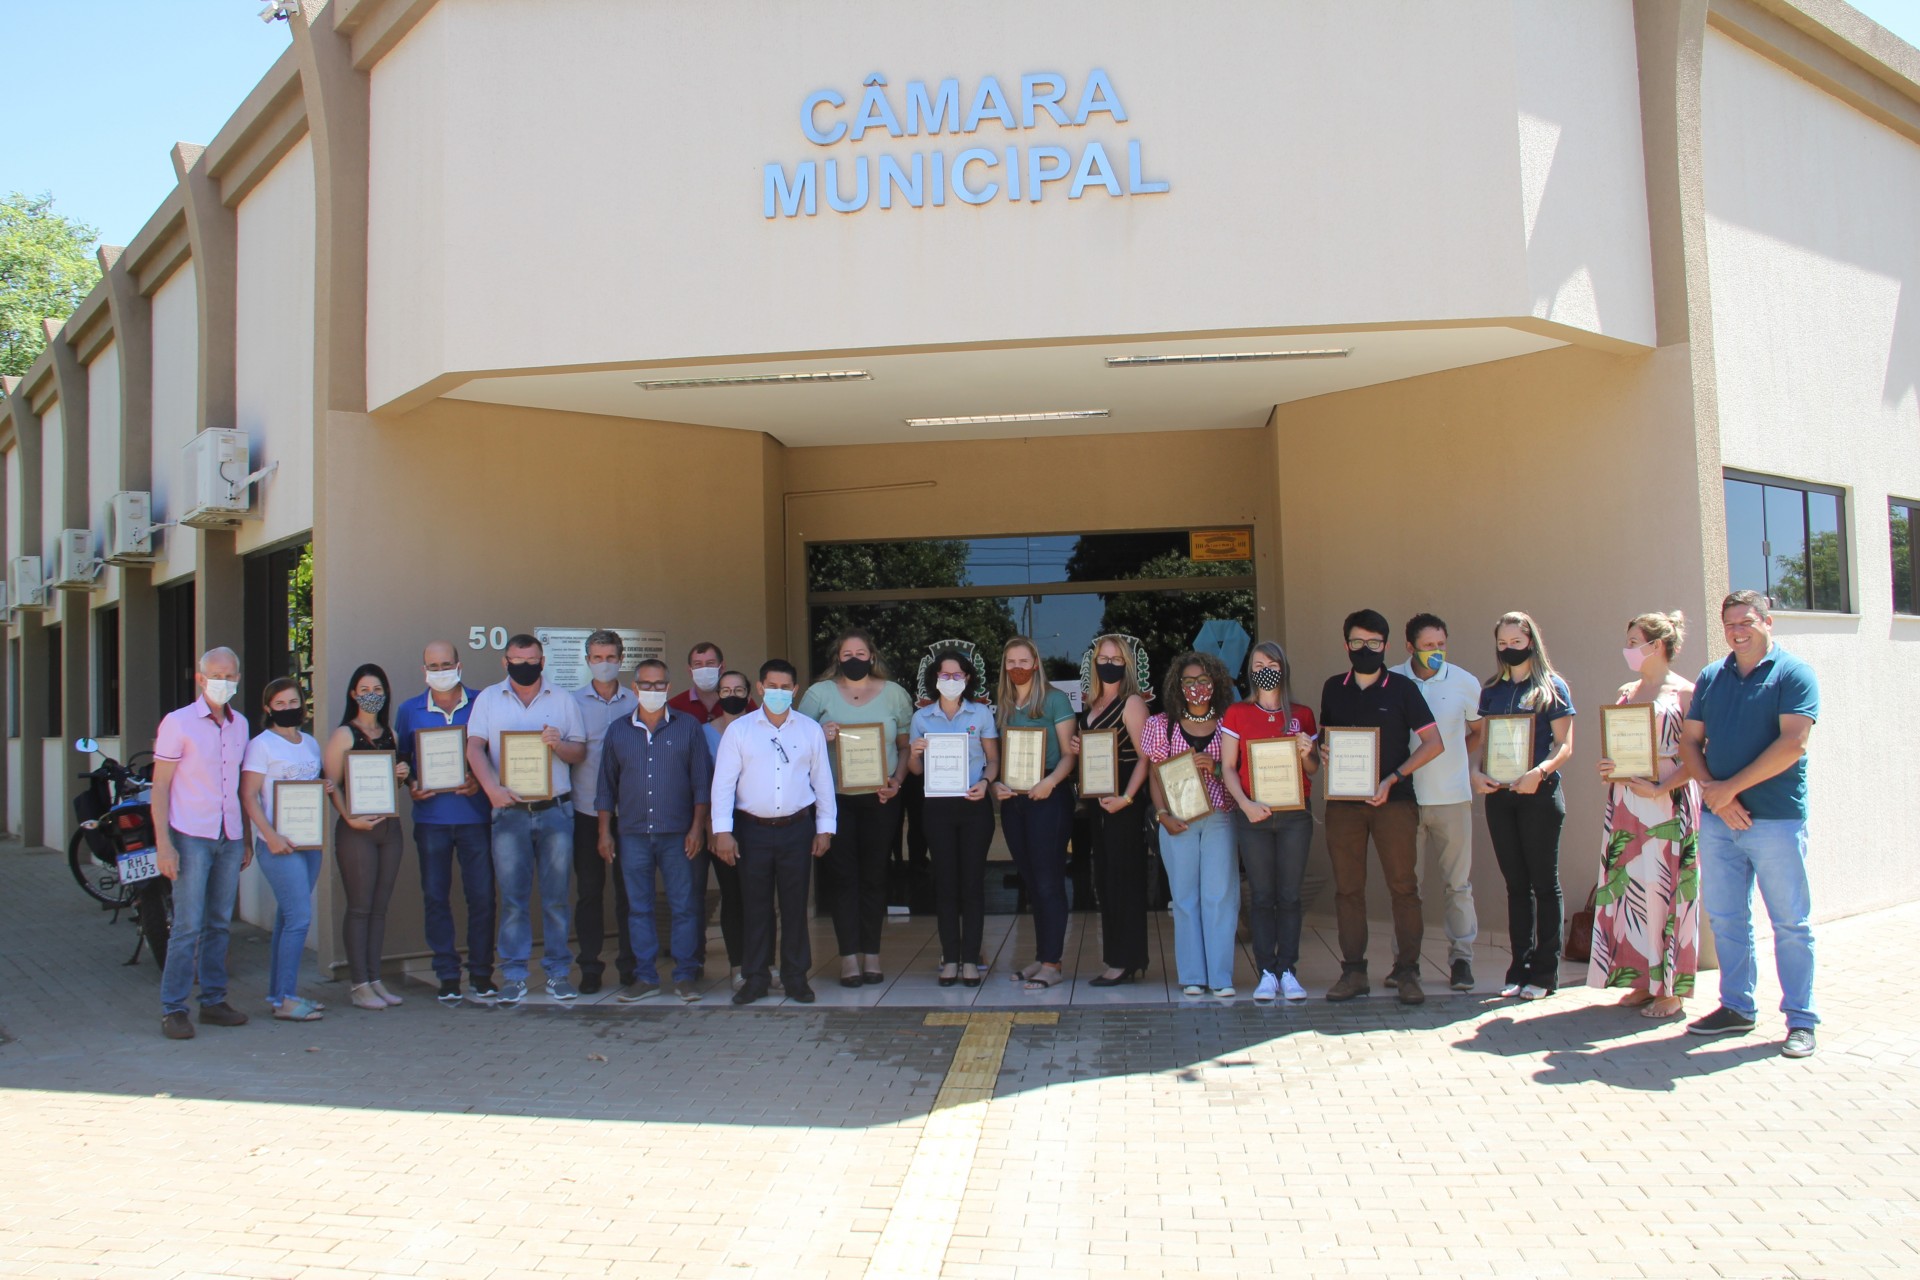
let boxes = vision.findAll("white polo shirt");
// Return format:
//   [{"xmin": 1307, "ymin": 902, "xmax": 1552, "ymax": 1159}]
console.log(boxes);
[
  {"xmin": 1389, "ymin": 659, "xmax": 1482, "ymax": 806},
  {"xmin": 466, "ymin": 677, "xmax": 588, "ymax": 801}
]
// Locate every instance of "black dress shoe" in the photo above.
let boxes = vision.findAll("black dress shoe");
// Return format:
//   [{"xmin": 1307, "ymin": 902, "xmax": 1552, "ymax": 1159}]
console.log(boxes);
[
  {"xmin": 1087, "ymin": 969, "xmax": 1141, "ymax": 988},
  {"xmin": 732, "ymin": 982, "xmax": 769, "ymax": 1006},
  {"xmin": 787, "ymin": 983, "xmax": 817, "ymax": 1004},
  {"xmin": 578, "ymin": 973, "xmax": 603, "ymax": 996},
  {"xmin": 861, "ymin": 971, "xmax": 884, "ymax": 986},
  {"xmin": 840, "ymin": 974, "xmax": 865, "ymax": 989}
]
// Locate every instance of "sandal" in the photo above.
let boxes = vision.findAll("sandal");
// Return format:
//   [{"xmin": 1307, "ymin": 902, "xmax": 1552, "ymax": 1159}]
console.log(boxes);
[
  {"xmin": 1643, "ymin": 996, "xmax": 1686, "ymax": 1019},
  {"xmin": 273, "ymin": 998, "xmax": 324, "ymax": 1022},
  {"xmin": 1023, "ymin": 964, "xmax": 1063, "ymax": 991},
  {"xmin": 1009, "ymin": 962, "xmax": 1043, "ymax": 985}
]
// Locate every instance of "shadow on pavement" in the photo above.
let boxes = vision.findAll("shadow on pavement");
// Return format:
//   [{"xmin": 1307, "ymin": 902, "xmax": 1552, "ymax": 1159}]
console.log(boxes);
[{"xmin": 1453, "ymin": 1004, "xmax": 1784, "ymax": 1090}]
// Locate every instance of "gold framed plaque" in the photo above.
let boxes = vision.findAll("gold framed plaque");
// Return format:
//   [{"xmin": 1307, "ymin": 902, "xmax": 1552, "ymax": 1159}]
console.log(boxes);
[
  {"xmin": 1601, "ymin": 704, "xmax": 1658, "ymax": 782},
  {"xmin": 1483, "ymin": 714, "xmax": 1535, "ymax": 786},
  {"xmin": 346, "ymin": 751, "xmax": 399, "ymax": 818},
  {"xmin": 1247, "ymin": 738, "xmax": 1306, "ymax": 811},
  {"xmin": 922, "ymin": 734, "xmax": 973, "ymax": 798},
  {"xmin": 498, "ymin": 731, "xmax": 554, "ymax": 800},
  {"xmin": 1001, "ymin": 727, "xmax": 1046, "ymax": 793},
  {"xmin": 274, "ymin": 780, "xmax": 327, "ymax": 849},
  {"xmin": 1077, "ymin": 728, "xmax": 1119, "ymax": 799},
  {"xmin": 834, "ymin": 722, "xmax": 888, "ymax": 794},
  {"xmin": 1155, "ymin": 751, "xmax": 1212, "ymax": 822},
  {"xmin": 1324, "ymin": 726, "xmax": 1381, "ymax": 801},
  {"xmin": 414, "ymin": 725, "xmax": 468, "ymax": 794}
]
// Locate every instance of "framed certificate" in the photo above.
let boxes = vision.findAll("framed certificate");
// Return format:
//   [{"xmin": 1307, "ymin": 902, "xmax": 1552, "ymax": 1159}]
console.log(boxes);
[
  {"xmin": 499, "ymin": 731, "xmax": 554, "ymax": 800},
  {"xmin": 1001, "ymin": 727, "xmax": 1046, "ymax": 793},
  {"xmin": 1247, "ymin": 738, "xmax": 1306, "ymax": 811},
  {"xmin": 346, "ymin": 751, "xmax": 399, "ymax": 818},
  {"xmin": 1155, "ymin": 751, "xmax": 1212, "ymax": 822},
  {"xmin": 1483, "ymin": 714, "xmax": 1535, "ymax": 786},
  {"xmin": 414, "ymin": 725, "xmax": 467, "ymax": 793},
  {"xmin": 1324, "ymin": 726, "xmax": 1381, "ymax": 801},
  {"xmin": 1077, "ymin": 728, "xmax": 1119, "ymax": 798},
  {"xmin": 1601, "ymin": 704, "xmax": 1658, "ymax": 781},
  {"xmin": 834, "ymin": 722, "xmax": 889, "ymax": 794},
  {"xmin": 274, "ymin": 780, "xmax": 327, "ymax": 849},
  {"xmin": 922, "ymin": 733, "xmax": 973, "ymax": 798}
]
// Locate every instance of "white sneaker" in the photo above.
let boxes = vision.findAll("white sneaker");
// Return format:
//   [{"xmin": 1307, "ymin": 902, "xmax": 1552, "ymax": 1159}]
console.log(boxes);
[
  {"xmin": 1499, "ymin": 983, "xmax": 1523, "ymax": 998},
  {"xmin": 1181, "ymin": 984, "xmax": 1206, "ymax": 998},
  {"xmin": 1518, "ymin": 984, "xmax": 1552, "ymax": 1001},
  {"xmin": 1279, "ymin": 971, "xmax": 1308, "ymax": 1002},
  {"xmin": 1213, "ymin": 986, "xmax": 1236, "ymax": 1000},
  {"xmin": 1253, "ymin": 972, "xmax": 1281, "ymax": 1003}
]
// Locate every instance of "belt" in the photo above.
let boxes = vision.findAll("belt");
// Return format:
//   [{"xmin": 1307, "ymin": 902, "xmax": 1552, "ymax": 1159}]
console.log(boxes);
[
  {"xmin": 734, "ymin": 805, "xmax": 814, "ymax": 829},
  {"xmin": 502, "ymin": 792, "xmax": 570, "ymax": 814}
]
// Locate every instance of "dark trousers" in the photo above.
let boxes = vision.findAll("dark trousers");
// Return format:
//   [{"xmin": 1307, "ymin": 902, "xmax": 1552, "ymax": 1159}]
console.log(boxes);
[
  {"xmin": 823, "ymin": 792, "xmax": 902, "ymax": 957},
  {"xmin": 923, "ymin": 796, "xmax": 994, "ymax": 965},
  {"xmin": 698, "ymin": 851, "xmax": 746, "ymax": 968},
  {"xmin": 336, "ymin": 815, "xmax": 405, "ymax": 986},
  {"xmin": 572, "ymin": 811, "xmax": 635, "ymax": 982},
  {"xmin": 1090, "ymin": 801, "xmax": 1151, "ymax": 971},
  {"xmin": 737, "ymin": 816, "xmax": 816, "ymax": 987},
  {"xmin": 1233, "ymin": 808, "xmax": 1313, "ymax": 977},
  {"xmin": 414, "ymin": 821, "xmax": 495, "ymax": 983},
  {"xmin": 1485, "ymin": 781, "xmax": 1566, "ymax": 987},
  {"xmin": 1323, "ymin": 798, "xmax": 1422, "ymax": 974},
  {"xmin": 1002, "ymin": 788, "xmax": 1074, "ymax": 965}
]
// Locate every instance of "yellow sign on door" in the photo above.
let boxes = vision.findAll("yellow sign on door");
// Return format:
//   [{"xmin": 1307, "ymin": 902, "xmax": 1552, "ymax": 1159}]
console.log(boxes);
[{"xmin": 1188, "ymin": 529, "xmax": 1252, "ymax": 562}]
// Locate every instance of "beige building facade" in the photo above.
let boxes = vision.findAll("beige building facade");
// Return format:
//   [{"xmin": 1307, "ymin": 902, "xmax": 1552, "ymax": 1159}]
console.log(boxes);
[{"xmin": 4, "ymin": 0, "xmax": 1917, "ymax": 975}]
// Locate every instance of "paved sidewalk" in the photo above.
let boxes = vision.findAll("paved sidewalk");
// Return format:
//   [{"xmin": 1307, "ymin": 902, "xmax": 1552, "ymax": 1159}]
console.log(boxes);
[{"xmin": 2, "ymin": 840, "xmax": 1916, "ymax": 1278}]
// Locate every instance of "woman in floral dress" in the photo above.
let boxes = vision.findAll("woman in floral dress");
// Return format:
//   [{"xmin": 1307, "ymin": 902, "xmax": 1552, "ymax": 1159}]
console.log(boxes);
[{"xmin": 1589, "ymin": 611, "xmax": 1702, "ymax": 1019}]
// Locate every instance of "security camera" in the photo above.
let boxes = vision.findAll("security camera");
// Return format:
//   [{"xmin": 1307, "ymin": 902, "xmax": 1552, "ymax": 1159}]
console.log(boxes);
[{"xmin": 259, "ymin": 2, "xmax": 296, "ymax": 21}]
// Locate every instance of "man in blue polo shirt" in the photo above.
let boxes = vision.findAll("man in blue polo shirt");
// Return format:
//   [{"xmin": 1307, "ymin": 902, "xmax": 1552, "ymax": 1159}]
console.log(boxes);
[{"xmin": 1679, "ymin": 590, "xmax": 1820, "ymax": 1058}]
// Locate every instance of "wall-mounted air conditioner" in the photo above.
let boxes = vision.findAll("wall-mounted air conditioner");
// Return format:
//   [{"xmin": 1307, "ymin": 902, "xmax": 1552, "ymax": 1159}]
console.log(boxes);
[
  {"xmin": 9, "ymin": 556, "xmax": 48, "ymax": 611},
  {"xmin": 179, "ymin": 429, "xmax": 257, "ymax": 529},
  {"xmin": 50, "ymin": 529, "xmax": 101, "ymax": 590},
  {"xmin": 104, "ymin": 491, "xmax": 155, "ymax": 565}
]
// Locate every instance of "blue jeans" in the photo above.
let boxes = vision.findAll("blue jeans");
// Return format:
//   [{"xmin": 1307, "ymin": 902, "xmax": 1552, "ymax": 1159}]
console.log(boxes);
[
  {"xmin": 254, "ymin": 839, "xmax": 322, "ymax": 1004},
  {"xmin": 1160, "ymin": 810, "xmax": 1239, "ymax": 989},
  {"xmin": 1699, "ymin": 812, "xmax": 1818, "ymax": 1028},
  {"xmin": 1001, "ymin": 789, "xmax": 1074, "ymax": 965},
  {"xmin": 415, "ymin": 822, "xmax": 496, "ymax": 983},
  {"xmin": 159, "ymin": 830, "xmax": 246, "ymax": 1014},
  {"xmin": 491, "ymin": 805, "xmax": 574, "ymax": 983},
  {"xmin": 617, "ymin": 831, "xmax": 701, "ymax": 984}
]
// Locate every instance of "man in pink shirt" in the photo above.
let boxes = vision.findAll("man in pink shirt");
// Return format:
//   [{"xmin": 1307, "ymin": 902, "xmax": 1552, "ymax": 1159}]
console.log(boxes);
[{"xmin": 152, "ymin": 647, "xmax": 254, "ymax": 1040}]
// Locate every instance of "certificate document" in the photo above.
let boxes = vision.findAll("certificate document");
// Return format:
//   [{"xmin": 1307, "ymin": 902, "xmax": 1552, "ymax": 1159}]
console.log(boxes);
[
  {"xmin": 414, "ymin": 725, "xmax": 467, "ymax": 793},
  {"xmin": 1483, "ymin": 714, "xmax": 1535, "ymax": 786},
  {"xmin": 1324, "ymin": 727, "xmax": 1381, "ymax": 801},
  {"xmin": 274, "ymin": 780, "xmax": 327, "ymax": 848},
  {"xmin": 922, "ymin": 734, "xmax": 972, "ymax": 798},
  {"xmin": 835, "ymin": 723, "xmax": 889, "ymax": 793},
  {"xmin": 499, "ymin": 731, "xmax": 553, "ymax": 800},
  {"xmin": 1156, "ymin": 752, "xmax": 1212, "ymax": 822},
  {"xmin": 346, "ymin": 751, "xmax": 398, "ymax": 818},
  {"xmin": 1248, "ymin": 738, "xmax": 1306, "ymax": 811},
  {"xmin": 1601, "ymin": 704, "xmax": 1658, "ymax": 781},
  {"xmin": 1001, "ymin": 727, "xmax": 1045, "ymax": 793},
  {"xmin": 1077, "ymin": 728, "xmax": 1119, "ymax": 798}
]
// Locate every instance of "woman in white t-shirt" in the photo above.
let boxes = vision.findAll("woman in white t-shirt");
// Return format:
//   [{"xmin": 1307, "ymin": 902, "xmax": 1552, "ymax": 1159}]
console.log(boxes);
[{"xmin": 240, "ymin": 677, "xmax": 330, "ymax": 1021}]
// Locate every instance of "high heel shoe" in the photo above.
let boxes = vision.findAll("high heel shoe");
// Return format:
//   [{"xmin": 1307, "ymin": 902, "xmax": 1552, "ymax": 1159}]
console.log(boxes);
[
  {"xmin": 839, "ymin": 956, "xmax": 864, "ymax": 989},
  {"xmin": 370, "ymin": 980, "xmax": 403, "ymax": 1007},
  {"xmin": 961, "ymin": 964, "xmax": 982, "ymax": 988},
  {"xmin": 938, "ymin": 963, "xmax": 959, "ymax": 987},
  {"xmin": 1087, "ymin": 968, "xmax": 1141, "ymax": 988}
]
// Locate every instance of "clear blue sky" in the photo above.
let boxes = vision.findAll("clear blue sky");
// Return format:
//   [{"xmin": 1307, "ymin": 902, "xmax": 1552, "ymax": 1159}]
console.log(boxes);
[{"xmin": 4, "ymin": 0, "xmax": 1919, "ymax": 249}]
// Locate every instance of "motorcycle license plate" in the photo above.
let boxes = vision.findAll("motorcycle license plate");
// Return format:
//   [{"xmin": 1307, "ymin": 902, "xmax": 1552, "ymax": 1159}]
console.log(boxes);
[{"xmin": 117, "ymin": 851, "xmax": 160, "ymax": 885}]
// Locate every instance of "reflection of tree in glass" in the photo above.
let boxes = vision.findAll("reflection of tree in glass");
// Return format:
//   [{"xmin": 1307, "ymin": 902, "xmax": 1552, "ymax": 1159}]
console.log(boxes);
[
  {"xmin": 1890, "ymin": 510, "xmax": 1913, "ymax": 615},
  {"xmin": 807, "ymin": 541, "xmax": 1017, "ymax": 687},
  {"xmin": 1771, "ymin": 530, "xmax": 1843, "ymax": 612},
  {"xmin": 1088, "ymin": 550, "xmax": 1256, "ymax": 693}
]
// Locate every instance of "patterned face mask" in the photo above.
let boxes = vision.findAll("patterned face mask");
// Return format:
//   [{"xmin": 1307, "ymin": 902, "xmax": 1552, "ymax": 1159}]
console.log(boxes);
[
  {"xmin": 356, "ymin": 691, "xmax": 388, "ymax": 714},
  {"xmin": 1251, "ymin": 667, "xmax": 1283, "ymax": 691}
]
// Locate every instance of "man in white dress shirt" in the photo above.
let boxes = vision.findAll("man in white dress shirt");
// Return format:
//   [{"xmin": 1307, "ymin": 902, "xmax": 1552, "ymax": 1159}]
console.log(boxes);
[{"xmin": 710, "ymin": 658, "xmax": 836, "ymax": 1005}]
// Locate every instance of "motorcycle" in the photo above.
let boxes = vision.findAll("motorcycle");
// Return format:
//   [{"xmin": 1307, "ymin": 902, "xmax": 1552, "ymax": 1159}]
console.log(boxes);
[{"xmin": 66, "ymin": 738, "xmax": 172, "ymax": 966}]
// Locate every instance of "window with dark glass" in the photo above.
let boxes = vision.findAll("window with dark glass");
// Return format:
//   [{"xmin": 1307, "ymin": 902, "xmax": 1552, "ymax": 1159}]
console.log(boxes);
[
  {"xmin": 7, "ymin": 637, "xmax": 19, "ymax": 738},
  {"xmin": 1723, "ymin": 472, "xmax": 1848, "ymax": 612},
  {"xmin": 46, "ymin": 625, "xmax": 62, "ymax": 737},
  {"xmin": 157, "ymin": 581, "xmax": 197, "ymax": 713},
  {"xmin": 1893, "ymin": 499, "xmax": 1918, "ymax": 617},
  {"xmin": 95, "ymin": 606, "xmax": 121, "ymax": 736}
]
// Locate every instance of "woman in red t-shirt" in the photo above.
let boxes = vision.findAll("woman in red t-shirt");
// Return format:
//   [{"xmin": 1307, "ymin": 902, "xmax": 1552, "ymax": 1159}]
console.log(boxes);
[{"xmin": 1219, "ymin": 641, "xmax": 1320, "ymax": 1003}]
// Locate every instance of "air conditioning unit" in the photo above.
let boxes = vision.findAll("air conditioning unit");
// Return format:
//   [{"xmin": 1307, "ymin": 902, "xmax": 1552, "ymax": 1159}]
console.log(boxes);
[
  {"xmin": 178, "ymin": 429, "xmax": 256, "ymax": 529},
  {"xmin": 9, "ymin": 556, "xmax": 48, "ymax": 611},
  {"xmin": 104, "ymin": 491, "xmax": 155, "ymax": 564},
  {"xmin": 50, "ymin": 529, "xmax": 101, "ymax": 590}
]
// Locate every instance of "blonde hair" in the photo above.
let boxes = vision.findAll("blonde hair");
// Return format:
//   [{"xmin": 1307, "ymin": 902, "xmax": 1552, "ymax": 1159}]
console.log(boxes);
[
  {"xmin": 1628, "ymin": 610, "xmax": 1687, "ymax": 659},
  {"xmin": 821, "ymin": 628, "xmax": 891, "ymax": 682},
  {"xmin": 1087, "ymin": 633, "xmax": 1144, "ymax": 706},
  {"xmin": 1483, "ymin": 611, "xmax": 1568, "ymax": 712},
  {"xmin": 995, "ymin": 636, "xmax": 1052, "ymax": 729}
]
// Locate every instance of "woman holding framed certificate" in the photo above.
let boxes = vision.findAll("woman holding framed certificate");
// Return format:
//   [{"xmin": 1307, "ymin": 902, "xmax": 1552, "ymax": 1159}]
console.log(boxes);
[
  {"xmin": 907, "ymin": 649, "xmax": 1000, "ymax": 987},
  {"xmin": 798, "ymin": 630, "xmax": 915, "ymax": 987},
  {"xmin": 323, "ymin": 663, "xmax": 411, "ymax": 1012},
  {"xmin": 239, "ymin": 677, "xmax": 330, "ymax": 1021},
  {"xmin": 1588, "ymin": 611, "xmax": 1702, "ymax": 1019},
  {"xmin": 1472, "ymin": 613, "xmax": 1577, "ymax": 1000},
  {"xmin": 1219, "ymin": 642, "xmax": 1320, "ymax": 1003},
  {"xmin": 991, "ymin": 636, "xmax": 1079, "ymax": 991},
  {"xmin": 1141, "ymin": 650, "xmax": 1241, "ymax": 999},
  {"xmin": 1076, "ymin": 635, "xmax": 1152, "ymax": 987}
]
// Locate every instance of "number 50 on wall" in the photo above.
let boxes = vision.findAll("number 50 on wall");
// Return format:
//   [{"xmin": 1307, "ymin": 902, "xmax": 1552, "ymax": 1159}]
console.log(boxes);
[{"xmin": 468, "ymin": 626, "xmax": 509, "ymax": 651}]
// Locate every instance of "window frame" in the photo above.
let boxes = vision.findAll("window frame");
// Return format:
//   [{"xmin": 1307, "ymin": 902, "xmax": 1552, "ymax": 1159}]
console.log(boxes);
[
  {"xmin": 94, "ymin": 605, "xmax": 121, "ymax": 737},
  {"xmin": 1722, "ymin": 469, "xmax": 1852, "ymax": 614},
  {"xmin": 1893, "ymin": 497, "xmax": 1919, "ymax": 618}
]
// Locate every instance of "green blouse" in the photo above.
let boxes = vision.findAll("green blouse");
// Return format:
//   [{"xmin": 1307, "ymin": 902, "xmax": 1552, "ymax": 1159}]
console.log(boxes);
[
  {"xmin": 797, "ymin": 678, "xmax": 915, "ymax": 788},
  {"xmin": 1001, "ymin": 686, "xmax": 1076, "ymax": 772}
]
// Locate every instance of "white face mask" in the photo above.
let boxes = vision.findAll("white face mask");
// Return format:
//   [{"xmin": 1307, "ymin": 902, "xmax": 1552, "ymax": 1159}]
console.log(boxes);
[
  {"xmin": 203, "ymin": 678, "xmax": 238, "ymax": 706},
  {"xmin": 424, "ymin": 667, "xmax": 462, "ymax": 692},
  {"xmin": 690, "ymin": 666, "xmax": 721, "ymax": 691},
  {"xmin": 636, "ymin": 690, "xmax": 670, "ymax": 713},
  {"xmin": 588, "ymin": 660, "xmax": 622, "ymax": 684},
  {"xmin": 936, "ymin": 676, "xmax": 968, "ymax": 701}
]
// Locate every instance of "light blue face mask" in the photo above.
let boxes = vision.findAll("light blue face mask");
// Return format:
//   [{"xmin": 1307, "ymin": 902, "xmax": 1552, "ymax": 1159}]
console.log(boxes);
[{"xmin": 760, "ymin": 688, "xmax": 795, "ymax": 715}]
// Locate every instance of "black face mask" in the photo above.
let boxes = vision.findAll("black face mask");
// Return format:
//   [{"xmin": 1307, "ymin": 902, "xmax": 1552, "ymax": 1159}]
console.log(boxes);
[
  {"xmin": 718, "ymin": 695, "xmax": 750, "ymax": 716},
  {"xmin": 839, "ymin": 657, "xmax": 872, "ymax": 681},
  {"xmin": 1348, "ymin": 648, "xmax": 1386, "ymax": 675},
  {"xmin": 1095, "ymin": 661, "xmax": 1127, "ymax": 685},
  {"xmin": 1497, "ymin": 647, "xmax": 1533, "ymax": 668},
  {"xmin": 270, "ymin": 707, "xmax": 305, "ymax": 728},
  {"xmin": 507, "ymin": 661, "xmax": 544, "ymax": 687},
  {"xmin": 1250, "ymin": 667, "xmax": 1284, "ymax": 691}
]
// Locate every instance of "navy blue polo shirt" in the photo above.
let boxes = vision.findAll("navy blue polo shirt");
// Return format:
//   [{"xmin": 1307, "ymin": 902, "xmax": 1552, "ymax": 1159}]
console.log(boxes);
[
  {"xmin": 1687, "ymin": 646, "xmax": 1819, "ymax": 820},
  {"xmin": 597, "ymin": 708, "xmax": 713, "ymax": 836},
  {"xmin": 1479, "ymin": 674, "xmax": 1575, "ymax": 769}
]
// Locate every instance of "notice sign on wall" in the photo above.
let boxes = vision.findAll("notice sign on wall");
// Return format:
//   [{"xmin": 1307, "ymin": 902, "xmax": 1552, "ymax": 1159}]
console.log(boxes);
[
  {"xmin": 1188, "ymin": 530, "xmax": 1252, "ymax": 562},
  {"xmin": 535, "ymin": 628, "xmax": 667, "ymax": 690}
]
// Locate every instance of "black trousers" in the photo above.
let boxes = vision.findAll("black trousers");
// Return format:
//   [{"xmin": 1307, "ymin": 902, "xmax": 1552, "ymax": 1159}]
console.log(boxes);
[
  {"xmin": 922, "ymin": 796, "xmax": 994, "ymax": 965},
  {"xmin": 1089, "ymin": 801, "xmax": 1151, "ymax": 971},
  {"xmin": 737, "ymin": 817, "xmax": 816, "ymax": 987},
  {"xmin": 698, "ymin": 850, "xmax": 746, "ymax": 968},
  {"xmin": 1485, "ymin": 780, "xmax": 1566, "ymax": 988},
  {"xmin": 572, "ymin": 811, "xmax": 635, "ymax": 982},
  {"xmin": 822, "ymin": 792, "xmax": 902, "ymax": 957}
]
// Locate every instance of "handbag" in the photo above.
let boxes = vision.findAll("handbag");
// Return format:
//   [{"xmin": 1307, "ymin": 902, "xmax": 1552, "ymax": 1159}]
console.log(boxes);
[{"xmin": 1565, "ymin": 883, "xmax": 1598, "ymax": 963}]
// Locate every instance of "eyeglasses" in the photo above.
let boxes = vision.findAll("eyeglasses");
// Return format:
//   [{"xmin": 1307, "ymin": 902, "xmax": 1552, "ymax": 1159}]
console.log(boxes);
[
  {"xmin": 1346, "ymin": 639, "xmax": 1386, "ymax": 652},
  {"xmin": 1180, "ymin": 679, "xmax": 1214, "ymax": 689},
  {"xmin": 636, "ymin": 681, "xmax": 670, "ymax": 691}
]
